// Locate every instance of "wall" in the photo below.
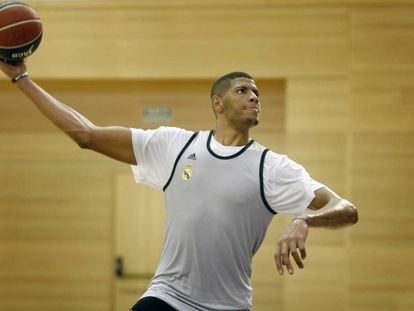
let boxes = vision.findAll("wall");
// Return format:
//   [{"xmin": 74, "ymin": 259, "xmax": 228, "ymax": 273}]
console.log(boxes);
[{"xmin": 0, "ymin": 1, "xmax": 413, "ymax": 310}]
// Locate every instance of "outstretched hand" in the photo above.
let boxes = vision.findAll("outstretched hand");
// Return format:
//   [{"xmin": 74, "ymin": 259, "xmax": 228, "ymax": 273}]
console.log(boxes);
[
  {"xmin": 0, "ymin": 58, "xmax": 27, "ymax": 80},
  {"xmin": 274, "ymin": 218, "xmax": 308, "ymax": 275}
]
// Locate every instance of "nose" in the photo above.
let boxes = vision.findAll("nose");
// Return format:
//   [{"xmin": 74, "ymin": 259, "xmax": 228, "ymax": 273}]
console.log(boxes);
[{"xmin": 249, "ymin": 92, "xmax": 259, "ymax": 104}]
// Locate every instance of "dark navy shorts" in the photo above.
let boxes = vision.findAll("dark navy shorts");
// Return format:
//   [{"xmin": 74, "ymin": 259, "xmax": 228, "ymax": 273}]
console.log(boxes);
[{"xmin": 130, "ymin": 296, "xmax": 177, "ymax": 311}]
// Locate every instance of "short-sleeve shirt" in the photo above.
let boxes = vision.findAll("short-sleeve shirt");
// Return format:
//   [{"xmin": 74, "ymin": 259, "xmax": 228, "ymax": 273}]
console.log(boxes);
[
  {"xmin": 130, "ymin": 127, "xmax": 324, "ymax": 310},
  {"xmin": 131, "ymin": 126, "xmax": 324, "ymax": 215}
]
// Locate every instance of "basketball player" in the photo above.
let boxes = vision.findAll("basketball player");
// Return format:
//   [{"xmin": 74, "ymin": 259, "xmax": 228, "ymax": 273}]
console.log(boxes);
[{"xmin": 0, "ymin": 60, "xmax": 358, "ymax": 311}]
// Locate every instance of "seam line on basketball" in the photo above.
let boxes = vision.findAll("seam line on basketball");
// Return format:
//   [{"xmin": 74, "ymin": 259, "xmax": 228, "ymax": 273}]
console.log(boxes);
[
  {"xmin": 0, "ymin": 32, "xmax": 42, "ymax": 49},
  {"xmin": 0, "ymin": 4, "xmax": 32, "ymax": 13},
  {"xmin": 0, "ymin": 19, "xmax": 41, "ymax": 33}
]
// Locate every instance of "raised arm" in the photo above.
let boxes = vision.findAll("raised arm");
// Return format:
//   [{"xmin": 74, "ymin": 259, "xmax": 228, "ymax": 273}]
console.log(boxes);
[
  {"xmin": 274, "ymin": 187, "xmax": 358, "ymax": 275},
  {"xmin": 0, "ymin": 60, "xmax": 136, "ymax": 165}
]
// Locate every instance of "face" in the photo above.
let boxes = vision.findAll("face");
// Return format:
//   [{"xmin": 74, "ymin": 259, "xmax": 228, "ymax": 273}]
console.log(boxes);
[{"xmin": 216, "ymin": 77, "xmax": 261, "ymax": 130}]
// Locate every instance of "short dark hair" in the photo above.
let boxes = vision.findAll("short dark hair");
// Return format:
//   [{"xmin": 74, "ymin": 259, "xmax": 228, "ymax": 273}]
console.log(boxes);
[{"xmin": 210, "ymin": 72, "xmax": 254, "ymax": 98}]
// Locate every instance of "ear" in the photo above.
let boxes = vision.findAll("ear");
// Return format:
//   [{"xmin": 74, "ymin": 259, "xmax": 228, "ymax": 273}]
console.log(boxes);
[{"xmin": 211, "ymin": 95, "xmax": 224, "ymax": 116}]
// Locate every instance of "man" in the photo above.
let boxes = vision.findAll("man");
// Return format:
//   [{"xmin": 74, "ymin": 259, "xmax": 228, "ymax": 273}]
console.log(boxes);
[{"xmin": 0, "ymin": 61, "xmax": 358, "ymax": 311}]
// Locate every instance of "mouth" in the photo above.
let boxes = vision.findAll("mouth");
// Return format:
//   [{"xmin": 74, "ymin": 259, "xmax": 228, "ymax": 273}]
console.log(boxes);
[{"xmin": 247, "ymin": 107, "xmax": 260, "ymax": 114}]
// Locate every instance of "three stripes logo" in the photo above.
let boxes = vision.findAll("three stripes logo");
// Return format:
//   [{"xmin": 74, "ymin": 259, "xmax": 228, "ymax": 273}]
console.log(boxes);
[{"xmin": 187, "ymin": 153, "xmax": 197, "ymax": 160}]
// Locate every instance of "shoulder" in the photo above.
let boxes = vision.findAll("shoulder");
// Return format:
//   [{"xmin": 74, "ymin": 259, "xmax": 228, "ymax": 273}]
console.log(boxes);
[
  {"xmin": 132, "ymin": 126, "xmax": 194, "ymax": 137},
  {"xmin": 248, "ymin": 142, "xmax": 283, "ymax": 160},
  {"xmin": 263, "ymin": 150, "xmax": 309, "ymax": 180},
  {"xmin": 249, "ymin": 141, "xmax": 268, "ymax": 153},
  {"xmin": 157, "ymin": 126, "xmax": 195, "ymax": 142},
  {"xmin": 132, "ymin": 126, "xmax": 195, "ymax": 144}
]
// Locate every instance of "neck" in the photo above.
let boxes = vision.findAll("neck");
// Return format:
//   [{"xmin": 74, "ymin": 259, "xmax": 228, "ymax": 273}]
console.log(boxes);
[{"xmin": 213, "ymin": 126, "xmax": 250, "ymax": 146}]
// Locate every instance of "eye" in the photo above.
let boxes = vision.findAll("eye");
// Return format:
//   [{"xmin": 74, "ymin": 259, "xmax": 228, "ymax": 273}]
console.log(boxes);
[{"xmin": 237, "ymin": 87, "xmax": 246, "ymax": 94}]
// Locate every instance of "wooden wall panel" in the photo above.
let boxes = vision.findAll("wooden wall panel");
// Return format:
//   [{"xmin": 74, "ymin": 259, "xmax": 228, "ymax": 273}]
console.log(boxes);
[
  {"xmin": 351, "ymin": 7, "xmax": 414, "ymax": 132},
  {"xmin": 287, "ymin": 78, "xmax": 350, "ymax": 131},
  {"xmin": 114, "ymin": 172, "xmax": 166, "ymax": 310},
  {"xmin": 351, "ymin": 8, "xmax": 414, "ymax": 72},
  {"xmin": 0, "ymin": 1, "xmax": 413, "ymax": 311},
  {"xmin": 352, "ymin": 90, "xmax": 414, "ymax": 131},
  {"xmin": 0, "ymin": 133, "xmax": 113, "ymax": 162},
  {"xmin": 351, "ymin": 133, "xmax": 413, "ymax": 245},
  {"xmin": 349, "ymin": 247, "xmax": 414, "ymax": 311},
  {"xmin": 114, "ymin": 172, "xmax": 165, "ymax": 276},
  {"xmin": 18, "ymin": 3, "xmax": 350, "ymax": 79},
  {"xmin": 286, "ymin": 77, "xmax": 350, "ymax": 201},
  {"xmin": 0, "ymin": 79, "xmax": 283, "ymax": 133},
  {"xmin": 0, "ymin": 162, "xmax": 113, "ymax": 310},
  {"xmin": 349, "ymin": 6, "xmax": 414, "ymax": 311},
  {"xmin": 349, "ymin": 133, "xmax": 414, "ymax": 311},
  {"xmin": 284, "ymin": 246, "xmax": 348, "ymax": 311},
  {"xmin": 0, "ymin": 80, "xmax": 213, "ymax": 132},
  {"xmin": 287, "ymin": 131, "xmax": 348, "ymax": 187}
]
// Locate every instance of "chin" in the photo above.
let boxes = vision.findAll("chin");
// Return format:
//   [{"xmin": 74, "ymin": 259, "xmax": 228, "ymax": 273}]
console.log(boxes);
[
  {"xmin": 249, "ymin": 117, "xmax": 259, "ymax": 126},
  {"xmin": 239, "ymin": 117, "xmax": 259, "ymax": 130},
  {"xmin": 246, "ymin": 118, "xmax": 259, "ymax": 128}
]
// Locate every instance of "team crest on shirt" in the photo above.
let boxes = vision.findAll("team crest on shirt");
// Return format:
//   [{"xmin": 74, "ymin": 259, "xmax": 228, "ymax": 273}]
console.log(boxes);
[{"xmin": 182, "ymin": 164, "xmax": 192, "ymax": 180}]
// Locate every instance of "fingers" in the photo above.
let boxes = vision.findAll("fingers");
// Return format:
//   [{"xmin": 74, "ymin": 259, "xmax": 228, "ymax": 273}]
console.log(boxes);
[
  {"xmin": 290, "ymin": 239, "xmax": 303, "ymax": 269},
  {"xmin": 282, "ymin": 241, "xmax": 294, "ymax": 274},
  {"xmin": 0, "ymin": 58, "xmax": 27, "ymax": 80},
  {"xmin": 298, "ymin": 238, "xmax": 307, "ymax": 260},
  {"xmin": 275, "ymin": 238, "xmax": 307, "ymax": 276},
  {"xmin": 274, "ymin": 243, "xmax": 283, "ymax": 275}
]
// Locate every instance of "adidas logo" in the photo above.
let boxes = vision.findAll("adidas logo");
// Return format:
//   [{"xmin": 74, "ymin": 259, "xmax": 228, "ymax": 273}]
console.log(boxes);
[{"xmin": 187, "ymin": 153, "xmax": 197, "ymax": 160}]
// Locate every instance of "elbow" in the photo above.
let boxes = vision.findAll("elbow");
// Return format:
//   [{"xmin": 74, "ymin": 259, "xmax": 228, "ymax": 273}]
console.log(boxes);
[
  {"xmin": 352, "ymin": 205, "xmax": 359, "ymax": 225},
  {"xmin": 70, "ymin": 127, "xmax": 93, "ymax": 149},
  {"xmin": 345, "ymin": 200, "xmax": 359, "ymax": 225},
  {"xmin": 77, "ymin": 136, "xmax": 91, "ymax": 149}
]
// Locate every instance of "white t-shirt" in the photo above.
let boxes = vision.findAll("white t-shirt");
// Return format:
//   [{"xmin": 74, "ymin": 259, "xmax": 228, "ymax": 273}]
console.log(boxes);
[
  {"xmin": 131, "ymin": 126, "xmax": 324, "ymax": 216},
  {"xmin": 130, "ymin": 126, "xmax": 326, "ymax": 310}
]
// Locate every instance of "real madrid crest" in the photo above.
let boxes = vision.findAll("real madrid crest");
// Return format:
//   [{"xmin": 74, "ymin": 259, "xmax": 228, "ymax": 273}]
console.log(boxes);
[{"xmin": 181, "ymin": 164, "xmax": 192, "ymax": 180}]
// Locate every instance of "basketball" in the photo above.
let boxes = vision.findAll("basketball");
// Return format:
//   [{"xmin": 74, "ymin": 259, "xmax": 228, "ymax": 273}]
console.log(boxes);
[{"xmin": 0, "ymin": 1, "xmax": 42, "ymax": 63}]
